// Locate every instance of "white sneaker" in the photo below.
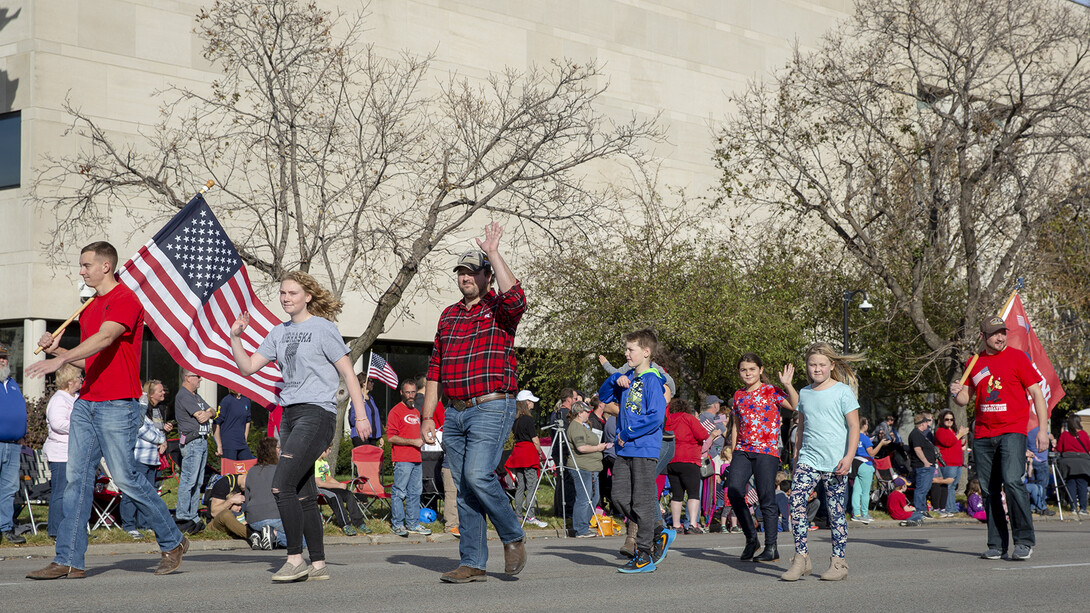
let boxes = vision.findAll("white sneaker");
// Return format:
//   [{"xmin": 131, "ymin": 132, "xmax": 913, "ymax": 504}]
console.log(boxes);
[
  {"xmin": 850, "ymin": 515, "xmax": 864, "ymax": 523},
  {"xmin": 126, "ymin": 529, "xmax": 143, "ymax": 540},
  {"xmin": 528, "ymin": 518, "xmax": 548, "ymax": 528}
]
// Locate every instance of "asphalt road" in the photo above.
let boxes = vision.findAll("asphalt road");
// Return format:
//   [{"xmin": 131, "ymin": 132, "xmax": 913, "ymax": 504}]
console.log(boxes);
[{"xmin": 2, "ymin": 520, "xmax": 1087, "ymax": 612}]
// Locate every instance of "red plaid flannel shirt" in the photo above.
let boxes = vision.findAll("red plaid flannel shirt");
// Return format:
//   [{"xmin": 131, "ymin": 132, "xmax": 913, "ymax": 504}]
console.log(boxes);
[{"xmin": 427, "ymin": 282, "xmax": 526, "ymax": 401}]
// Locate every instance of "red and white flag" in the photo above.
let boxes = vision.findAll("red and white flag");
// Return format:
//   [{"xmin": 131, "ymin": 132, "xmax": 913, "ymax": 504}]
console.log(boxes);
[
  {"xmin": 367, "ymin": 352, "xmax": 399, "ymax": 389},
  {"xmin": 118, "ymin": 193, "xmax": 283, "ymax": 407},
  {"xmin": 1000, "ymin": 292, "xmax": 1065, "ymax": 430}
]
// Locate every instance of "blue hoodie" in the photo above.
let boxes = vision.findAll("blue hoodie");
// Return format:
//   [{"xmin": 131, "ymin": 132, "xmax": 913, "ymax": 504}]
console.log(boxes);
[
  {"xmin": 598, "ymin": 367, "xmax": 666, "ymax": 459},
  {"xmin": 0, "ymin": 378, "xmax": 27, "ymax": 443}
]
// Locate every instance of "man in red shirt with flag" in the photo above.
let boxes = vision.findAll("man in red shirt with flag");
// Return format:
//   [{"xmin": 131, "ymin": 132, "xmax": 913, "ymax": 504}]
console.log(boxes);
[
  {"xmin": 26, "ymin": 242, "xmax": 189, "ymax": 579},
  {"xmin": 950, "ymin": 316, "xmax": 1049, "ymax": 562},
  {"xmin": 420, "ymin": 222, "xmax": 526, "ymax": 584}
]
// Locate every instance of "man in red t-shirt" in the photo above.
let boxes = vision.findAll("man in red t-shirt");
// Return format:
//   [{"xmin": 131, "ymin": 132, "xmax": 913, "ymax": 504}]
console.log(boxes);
[
  {"xmin": 26, "ymin": 242, "xmax": 188, "ymax": 580},
  {"xmin": 386, "ymin": 379, "xmax": 428, "ymax": 537},
  {"xmin": 950, "ymin": 316, "xmax": 1048, "ymax": 562}
]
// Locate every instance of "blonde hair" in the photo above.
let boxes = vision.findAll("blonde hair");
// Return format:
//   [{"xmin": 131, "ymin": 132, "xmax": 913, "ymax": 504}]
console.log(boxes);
[
  {"xmin": 55, "ymin": 364, "xmax": 82, "ymax": 391},
  {"xmin": 281, "ymin": 271, "xmax": 344, "ymax": 322},
  {"xmin": 142, "ymin": 379, "xmax": 164, "ymax": 404},
  {"xmin": 803, "ymin": 342, "xmax": 863, "ymax": 393}
]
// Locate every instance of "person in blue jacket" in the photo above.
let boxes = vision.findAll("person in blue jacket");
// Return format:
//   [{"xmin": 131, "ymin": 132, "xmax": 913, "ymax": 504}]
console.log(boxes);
[{"xmin": 598, "ymin": 328, "xmax": 674, "ymax": 573}]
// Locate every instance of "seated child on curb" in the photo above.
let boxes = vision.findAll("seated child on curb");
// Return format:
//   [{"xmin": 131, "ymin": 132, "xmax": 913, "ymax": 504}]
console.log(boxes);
[
  {"xmin": 965, "ymin": 478, "xmax": 986, "ymax": 522},
  {"xmin": 887, "ymin": 476, "xmax": 925, "ymax": 526}
]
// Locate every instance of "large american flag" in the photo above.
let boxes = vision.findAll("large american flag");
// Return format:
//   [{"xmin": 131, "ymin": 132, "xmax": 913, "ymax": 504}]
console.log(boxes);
[
  {"xmin": 367, "ymin": 352, "xmax": 399, "ymax": 389},
  {"xmin": 118, "ymin": 193, "xmax": 283, "ymax": 406}
]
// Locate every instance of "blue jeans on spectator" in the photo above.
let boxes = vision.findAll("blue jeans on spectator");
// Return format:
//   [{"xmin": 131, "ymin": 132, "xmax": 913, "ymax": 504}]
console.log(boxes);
[
  {"xmin": 391, "ymin": 461, "xmax": 423, "ymax": 529},
  {"xmin": 0, "ymin": 442, "xmax": 20, "ymax": 534},
  {"xmin": 249, "ymin": 517, "xmax": 288, "ymax": 548},
  {"xmin": 120, "ymin": 462, "xmax": 160, "ymax": 531},
  {"xmin": 572, "ymin": 468, "xmax": 600, "ymax": 536},
  {"xmin": 442, "ymin": 397, "xmax": 523, "ymax": 570},
  {"xmin": 1028, "ymin": 460, "xmax": 1048, "ymax": 511},
  {"xmin": 939, "ymin": 465, "xmax": 961, "ymax": 513},
  {"xmin": 975, "ymin": 432, "xmax": 1035, "ymax": 551},
  {"xmin": 913, "ymin": 466, "xmax": 934, "ymax": 513},
  {"xmin": 177, "ymin": 438, "xmax": 207, "ymax": 522},
  {"xmin": 54, "ymin": 399, "xmax": 182, "ymax": 570},
  {"xmin": 47, "ymin": 461, "xmax": 68, "ymax": 537}
]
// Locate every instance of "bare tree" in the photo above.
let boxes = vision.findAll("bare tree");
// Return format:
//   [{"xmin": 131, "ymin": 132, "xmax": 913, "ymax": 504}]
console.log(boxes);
[
  {"xmin": 34, "ymin": 0, "xmax": 661, "ymax": 454},
  {"xmin": 716, "ymin": 0, "xmax": 1090, "ymax": 419}
]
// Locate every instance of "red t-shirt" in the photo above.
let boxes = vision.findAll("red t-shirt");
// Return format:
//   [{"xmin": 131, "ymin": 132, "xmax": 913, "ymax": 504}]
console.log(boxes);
[
  {"xmin": 79, "ymin": 283, "xmax": 145, "ymax": 401},
  {"xmin": 386, "ymin": 401, "xmax": 422, "ymax": 463},
  {"xmin": 887, "ymin": 490, "xmax": 912, "ymax": 520},
  {"xmin": 432, "ymin": 400, "xmax": 445, "ymax": 429},
  {"xmin": 665, "ymin": 412, "xmax": 708, "ymax": 465},
  {"xmin": 933, "ymin": 427, "xmax": 964, "ymax": 467},
  {"xmin": 966, "ymin": 348, "xmax": 1042, "ymax": 439}
]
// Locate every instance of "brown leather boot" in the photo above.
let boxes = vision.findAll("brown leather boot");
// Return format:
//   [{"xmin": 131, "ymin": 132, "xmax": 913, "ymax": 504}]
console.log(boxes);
[
  {"xmin": 26, "ymin": 562, "xmax": 85, "ymax": 580},
  {"xmin": 440, "ymin": 566, "xmax": 487, "ymax": 583},
  {"xmin": 619, "ymin": 521, "xmax": 638, "ymax": 558},
  {"xmin": 154, "ymin": 536, "xmax": 189, "ymax": 575},
  {"xmin": 503, "ymin": 538, "xmax": 526, "ymax": 575}
]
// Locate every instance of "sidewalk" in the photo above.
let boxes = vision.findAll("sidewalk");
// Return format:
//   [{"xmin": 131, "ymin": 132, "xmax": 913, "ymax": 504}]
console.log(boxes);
[{"xmin": 1, "ymin": 513, "xmax": 1078, "ymax": 560}]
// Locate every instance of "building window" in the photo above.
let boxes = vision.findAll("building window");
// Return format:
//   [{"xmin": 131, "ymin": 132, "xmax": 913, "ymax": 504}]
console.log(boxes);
[{"xmin": 0, "ymin": 110, "xmax": 19, "ymax": 189}]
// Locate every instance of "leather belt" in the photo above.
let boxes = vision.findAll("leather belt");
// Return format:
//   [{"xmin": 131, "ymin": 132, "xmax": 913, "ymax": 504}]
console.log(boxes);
[{"xmin": 450, "ymin": 392, "xmax": 512, "ymax": 411}]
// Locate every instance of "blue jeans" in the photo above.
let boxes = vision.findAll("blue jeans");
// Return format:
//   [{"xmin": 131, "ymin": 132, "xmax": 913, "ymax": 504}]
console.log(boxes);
[
  {"xmin": 939, "ymin": 465, "xmax": 962, "ymax": 513},
  {"xmin": 572, "ymin": 468, "xmax": 600, "ymax": 536},
  {"xmin": 1028, "ymin": 460, "xmax": 1048, "ymax": 511},
  {"xmin": 852, "ymin": 462, "xmax": 875, "ymax": 517},
  {"xmin": 391, "ymin": 461, "xmax": 423, "ymax": 529},
  {"xmin": 0, "ymin": 442, "xmax": 20, "ymax": 533},
  {"xmin": 177, "ymin": 438, "xmax": 208, "ymax": 522},
  {"xmin": 249, "ymin": 518, "xmax": 288, "ymax": 548},
  {"xmin": 55, "ymin": 399, "xmax": 182, "ymax": 569},
  {"xmin": 48, "ymin": 461, "xmax": 68, "ymax": 537},
  {"xmin": 913, "ymin": 466, "xmax": 934, "ymax": 512},
  {"xmin": 974, "ymin": 433, "xmax": 1035, "ymax": 550},
  {"xmin": 120, "ymin": 462, "xmax": 160, "ymax": 531},
  {"xmin": 443, "ymin": 397, "xmax": 523, "ymax": 570}
]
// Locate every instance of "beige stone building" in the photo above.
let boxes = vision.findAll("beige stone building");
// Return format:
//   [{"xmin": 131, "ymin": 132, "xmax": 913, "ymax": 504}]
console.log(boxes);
[{"xmin": 0, "ymin": 0, "xmax": 850, "ymax": 402}]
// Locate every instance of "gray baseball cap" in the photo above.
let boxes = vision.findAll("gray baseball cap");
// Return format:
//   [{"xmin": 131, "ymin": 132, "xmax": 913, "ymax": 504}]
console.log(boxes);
[{"xmin": 453, "ymin": 251, "xmax": 490, "ymax": 273}]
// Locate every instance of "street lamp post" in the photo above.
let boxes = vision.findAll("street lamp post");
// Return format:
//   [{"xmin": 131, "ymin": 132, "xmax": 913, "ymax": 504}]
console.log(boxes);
[{"xmin": 842, "ymin": 289, "xmax": 873, "ymax": 353}]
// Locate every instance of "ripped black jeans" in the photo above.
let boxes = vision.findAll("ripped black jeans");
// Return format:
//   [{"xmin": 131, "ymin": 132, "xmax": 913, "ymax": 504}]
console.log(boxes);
[{"xmin": 273, "ymin": 404, "xmax": 337, "ymax": 559}]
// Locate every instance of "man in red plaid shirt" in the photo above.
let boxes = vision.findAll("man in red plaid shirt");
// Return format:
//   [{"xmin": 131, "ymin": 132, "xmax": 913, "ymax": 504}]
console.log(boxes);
[{"xmin": 421, "ymin": 222, "xmax": 527, "ymax": 584}]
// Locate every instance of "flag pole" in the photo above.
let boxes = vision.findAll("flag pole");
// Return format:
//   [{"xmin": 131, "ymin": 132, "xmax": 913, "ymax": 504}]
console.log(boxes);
[
  {"xmin": 998, "ymin": 288, "xmax": 1019, "ymax": 319},
  {"xmin": 200, "ymin": 179, "xmax": 215, "ymax": 194},
  {"xmin": 32, "ymin": 298, "xmax": 96, "ymax": 355},
  {"xmin": 956, "ymin": 286, "xmax": 1020, "ymax": 387}
]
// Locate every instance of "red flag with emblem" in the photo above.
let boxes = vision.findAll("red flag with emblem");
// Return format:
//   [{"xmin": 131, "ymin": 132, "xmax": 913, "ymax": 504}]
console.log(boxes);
[{"xmin": 999, "ymin": 292, "xmax": 1064, "ymax": 430}]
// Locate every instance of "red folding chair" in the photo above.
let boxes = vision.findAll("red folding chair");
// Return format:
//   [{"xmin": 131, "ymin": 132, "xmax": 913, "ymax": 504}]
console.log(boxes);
[
  {"xmin": 221, "ymin": 458, "xmax": 257, "ymax": 475},
  {"xmin": 350, "ymin": 445, "xmax": 390, "ymax": 520}
]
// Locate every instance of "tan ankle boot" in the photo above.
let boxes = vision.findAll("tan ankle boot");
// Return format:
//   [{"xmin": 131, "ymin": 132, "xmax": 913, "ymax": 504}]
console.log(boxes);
[
  {"xmin": 819, "ymin": 556, "xmax": 848, "ymax": 581},
  {"xmin": 779, "ymin": 553, "xmax": 811, "ymax": 581},
  {"xmin": 619, "ymin": 521, "xmax": 638, "ymax": 557}
]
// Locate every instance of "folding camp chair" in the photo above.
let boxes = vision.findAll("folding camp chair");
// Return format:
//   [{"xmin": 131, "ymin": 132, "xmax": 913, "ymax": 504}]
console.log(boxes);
[
  {"xmin": 420, "ymin": 450, "xmax": 444, "ymax": 513},
  {"xmin": 221, "ymin": 458, "xmax": 257, "ymax": 475},
  {"xmin": 90, "ymin": 475, "xmax": 122, "ymax": 530},
  {"xmin": 871, "ymin": 455, "xmax": 897, "ymax": 509},
  {"xmin": 17, "ymin": 447, "xmax": 51, "ymax": 535},
  {"xmin": 350, "ymin": 445, "xmax": 390, "ymax": 520}
]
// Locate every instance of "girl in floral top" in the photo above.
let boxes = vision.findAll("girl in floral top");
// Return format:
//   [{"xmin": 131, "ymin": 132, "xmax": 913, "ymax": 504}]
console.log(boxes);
[{"xmin": 727, "ymin": 352, "xmax": 798, "ymax": 563}]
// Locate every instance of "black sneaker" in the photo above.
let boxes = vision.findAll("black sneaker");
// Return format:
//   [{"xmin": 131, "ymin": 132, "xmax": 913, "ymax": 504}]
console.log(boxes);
[
  {"xmin": 617, "ymin": 551, "xmax": 656, "ymax": 573},
  {"xmin": 2, "ymin": 531, "xmax": 26, "ymax": 544}
]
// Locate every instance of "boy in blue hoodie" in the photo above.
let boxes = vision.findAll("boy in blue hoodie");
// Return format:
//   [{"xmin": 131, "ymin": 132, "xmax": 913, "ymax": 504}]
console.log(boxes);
[{"xmin": 598, "ymin": 329, "xmax": 673, "ymax": 573}]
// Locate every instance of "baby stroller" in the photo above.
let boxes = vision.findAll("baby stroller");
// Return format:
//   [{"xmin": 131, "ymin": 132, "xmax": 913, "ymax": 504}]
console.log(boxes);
[{"xmin": 870, "ymin": 455, "xmax": 897, "ymax": 510}]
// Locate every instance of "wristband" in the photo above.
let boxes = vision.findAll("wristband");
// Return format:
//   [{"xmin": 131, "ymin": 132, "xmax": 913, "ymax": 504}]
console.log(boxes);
[{"xmin": 422, "ymin": 417, "xmax": 434, "ymax": 422}]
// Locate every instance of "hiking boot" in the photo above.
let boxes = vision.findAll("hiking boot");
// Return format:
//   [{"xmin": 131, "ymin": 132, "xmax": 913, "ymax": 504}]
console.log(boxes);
[
  {"xmin": 740, "ymin": 537, "xmax": 760, "ymax": 561},
  {"xmin": 619, "ymin": 521, "xmax": 638, "ymax": 558},
  {"xmin": 26, "ymin": 562, "xmax": 85, "ymax": 580},
  {"xmin": 617, "ymin": 551, "xmax": 656, "ymax": 574},
  {"xmin": 440, "ymin": 566, "xmax": 486, "ymax": 583},
  {"xmin": 503, "ymin": 539, "xmax": 526, "ymax": 575},
  {"xmin": 271, "ymin": 561, "xmax": 310, "ymax": 582},
  {"xmin": 820, "ymin": 556, "xmax": 848, "ymax": 581},
  {"xmin": 154, "ymin": 536, "xmax": 189, "ymax": 575},
  {"xmin": 780, "ymin": 553, "xmax": 811, "ymax": 581},
  {"xmin": 1012, "ymin": 545, "xmax": 1033, "ymax": 561},
  {"xmin": 651, "ymin": 527, "xmax": 677, "ymax": 565},
  {"xmin": 754, "ymin": 543, "xmax": 779, "ymax": 562}
]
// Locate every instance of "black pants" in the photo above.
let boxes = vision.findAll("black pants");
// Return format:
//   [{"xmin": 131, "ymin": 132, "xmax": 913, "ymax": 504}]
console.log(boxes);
[
  {"xmin": 727, "ymin": 450, "xmax": 780, "ymax": 547},
  {"xmin": 318, "ymin": 488, "xmax": 366, "ymax": 528},
  {"xmin": 666, "ymin": 462, "xmax": 702, "ymax": 502},
  {"xmin": 273, "ymin": 405, "xmax": 336, "ymax": 560},
  {"xmin": 612, "ymin": 456, "xmax": 659, "ymax": 554}
]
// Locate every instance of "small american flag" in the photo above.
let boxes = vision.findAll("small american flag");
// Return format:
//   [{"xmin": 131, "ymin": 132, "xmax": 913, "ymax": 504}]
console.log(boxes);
[
  {"xmin": 118, "ymin": 193, "xmax": 283, "ymax": 406},
  {"xmin": 745, "ymin": 486, "xmax": 759, "ymax": 507},
  {"xmin": 367, "ymin": 352, "xmax": 399, "ymax": 389}
]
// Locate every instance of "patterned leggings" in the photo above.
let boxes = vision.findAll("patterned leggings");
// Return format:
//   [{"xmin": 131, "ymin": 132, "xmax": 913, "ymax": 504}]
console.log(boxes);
[{"xmin": 789, "ymin": 464, "xmax": 848, "ymax": 558}]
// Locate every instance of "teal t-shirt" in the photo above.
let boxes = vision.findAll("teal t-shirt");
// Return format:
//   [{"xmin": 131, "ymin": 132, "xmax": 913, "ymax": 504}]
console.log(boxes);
[{"xmin": 797, "ymin": 381, "xmax": 859, "ymax": 472}]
